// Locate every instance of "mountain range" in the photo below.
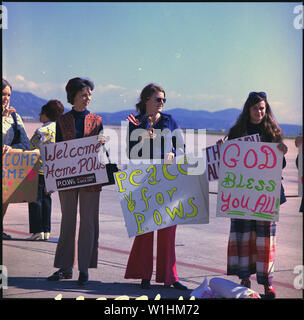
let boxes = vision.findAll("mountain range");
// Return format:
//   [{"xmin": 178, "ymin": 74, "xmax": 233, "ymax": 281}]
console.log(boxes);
[{"xmin": 10, "ymin": 90, "xmax": 302, "ymax": 136}]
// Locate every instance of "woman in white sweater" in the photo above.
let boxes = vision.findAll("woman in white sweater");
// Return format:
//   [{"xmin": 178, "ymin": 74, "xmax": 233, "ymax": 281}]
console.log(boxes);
[{"xmin": 2, "ymin": 78, "xmax": 30, "ymax": 239}]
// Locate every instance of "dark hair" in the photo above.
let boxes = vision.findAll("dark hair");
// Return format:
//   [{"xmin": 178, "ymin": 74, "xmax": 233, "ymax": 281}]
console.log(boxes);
[
  {"xmin": 2, "ymin": 79, "xmax": 12, "ymax": 91},
  {"xmin": 136, "ymin": 83, "xmax": 165, "ymax": 114},
  {"xmin": 41, "ymin": 100, "xmax": 64, "ymax": 121},
  {"xmin": 228, "ymin": 92, "xmax": 283, "ymax": 142},
  {"xmin": 65, "ymin": 77, "xmax": 94, "ymax": 105}
]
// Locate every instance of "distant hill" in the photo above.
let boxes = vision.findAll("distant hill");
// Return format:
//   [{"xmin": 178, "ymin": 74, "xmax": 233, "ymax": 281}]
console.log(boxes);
[
  {"xmin": 11, "ymin": 90, "xmax": 302, "ymax": 136},
  {"xmin": 10, "ymin": 91, "xmax": 48, "ymax": 118}
]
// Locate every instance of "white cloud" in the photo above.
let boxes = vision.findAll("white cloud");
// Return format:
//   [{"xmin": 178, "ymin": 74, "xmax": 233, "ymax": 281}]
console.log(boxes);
[
  {"xmin": 12, "ymin": 75, "xmax": 64, "ymax": 95},
  {"xmin": 95, "ymin": 84, "xmax": 126, "ymax": 94},
  {"xmin": 15, "ymin": 75, "xmax": 25, "ymax": 81}
]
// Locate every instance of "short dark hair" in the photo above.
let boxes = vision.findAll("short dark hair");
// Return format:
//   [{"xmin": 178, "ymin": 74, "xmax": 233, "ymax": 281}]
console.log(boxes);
[
  {"xmin": 65, "ymin": 77, "xmax": 94, "ymax": 105},
  {"xmin": 41, "ymin": 100, "xmax": 64, "ymax": 121},
  {"xmin": 136, "ymin": 83, "xmax": 165, "ymax": 114},
  {"xmin": 2, "ymin": 78, "xmax": 12, "ymax": 91}
]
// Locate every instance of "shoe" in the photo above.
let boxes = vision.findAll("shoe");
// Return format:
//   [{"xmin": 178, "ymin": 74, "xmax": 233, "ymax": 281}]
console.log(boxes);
[
  {"xmin": 140, "ymin": 279, "xmax": 151, "ymax": 289},
  {"xmin": 165, "ymin": 281, "xmax": 188, "ymax": 290},
  {"xmin": 240, "ymin": 278, "xmax": 251, "ymax": 288},
  {"xmin": 2, "ymin": 232, "xmax": 12, "ymax": 240},
  {"xmin": 27, "ymin": 232, "xmax": 44, "ymax": 241},
  {"xmin": 264, "ymin": 285, "xmax": 276, "ymax": 299},
  {"xmin": 47, "ymin": 268, "xmax": 73, "ymax": 281},
  {"xmin": 44, "ymin": 232, "xmax": 50, "ymax": 240},
  {"xmin": 78, "ymin": 272, "xmax": 89, "ymax": 286}
]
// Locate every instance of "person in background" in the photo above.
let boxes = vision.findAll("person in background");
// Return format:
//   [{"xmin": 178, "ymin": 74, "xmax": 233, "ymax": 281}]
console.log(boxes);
[
  {"xmin": 2, "ymin": 78, "xmax": 30, "ymax": 240},
  {"xmin": 218, "ymin": 91, "xmax": 288, "ymax": 299},
  {"xmin": 27, "ymin": 100, "xmax": 64, "ymax": 241},
  {"xmin": 295, "ymin": 135, "xmax": 303, "ymax": 213},
  {"xmin": 124, "ymin": 83, "xmax": 187, "ymax": 290},
  {"xmin": 47, "ymin": 77, "xmax": 106, "ymax": 286}
]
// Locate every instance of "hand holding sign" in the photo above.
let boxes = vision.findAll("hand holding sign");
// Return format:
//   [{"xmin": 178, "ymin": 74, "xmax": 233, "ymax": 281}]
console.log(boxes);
[{"xmin": 124, "ymin": 192, "xmax": 136, "ymax": 213}]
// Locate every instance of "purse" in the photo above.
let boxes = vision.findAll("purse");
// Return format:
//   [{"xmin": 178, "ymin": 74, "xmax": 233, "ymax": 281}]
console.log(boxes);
[{"xmin": 101, "ymin": 147, "xmax": 120, "ymax": 186}]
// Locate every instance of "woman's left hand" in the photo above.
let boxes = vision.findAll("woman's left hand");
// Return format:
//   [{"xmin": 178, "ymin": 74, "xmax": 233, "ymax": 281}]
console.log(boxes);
[
  {"xmin": 277, "ymin": 142, "xmax": 288, "ymax": 155},
  {"xmin": 97, "ymin": 133, "xmax": 109, "ymax": 145},
  {"xmin": 2, "ymin": 106, "xmax": 16, "ymax": 117}
]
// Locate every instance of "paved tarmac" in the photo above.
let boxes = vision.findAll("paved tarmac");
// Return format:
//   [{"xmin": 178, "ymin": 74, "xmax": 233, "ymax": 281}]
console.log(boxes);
[{"xmin": 1, "ymin": 126, "xmax": 303, "ymax": 300}]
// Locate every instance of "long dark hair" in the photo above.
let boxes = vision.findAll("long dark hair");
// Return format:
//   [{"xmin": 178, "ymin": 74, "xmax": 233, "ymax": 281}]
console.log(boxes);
[
  {"xmin": 2, "ymin": 78, "xmax": 12, "ymax": 91},
  {"xmin": 136, "ymin": 83, "xmax": 165, "ymax": 115},
  {"xmin": 228, "ymin": 92, "xmax": 283, "ymax": 142}
]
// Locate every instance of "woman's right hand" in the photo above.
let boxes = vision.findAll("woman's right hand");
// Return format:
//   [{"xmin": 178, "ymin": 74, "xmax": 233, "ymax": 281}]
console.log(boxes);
[
  {"xmin": 2, "ymin": 145, "xmax": 12, "ymax": 154},
  {"xmin": 216, "ymin": 138, "xmax": 225, "ymax": 146}
]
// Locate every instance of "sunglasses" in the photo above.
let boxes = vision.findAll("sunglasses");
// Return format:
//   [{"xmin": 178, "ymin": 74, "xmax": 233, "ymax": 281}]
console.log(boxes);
[
  {"xmin": 249, "ymin": 92, "xmax": 267, "ymax": 99},
  {"xmin": 155, "ymin": 98, "xmax": 166, "ymax": 103}
]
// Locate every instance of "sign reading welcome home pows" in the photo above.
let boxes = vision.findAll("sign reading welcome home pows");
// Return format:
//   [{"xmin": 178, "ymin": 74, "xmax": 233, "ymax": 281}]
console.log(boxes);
[{"xmin": 42, "ymin": 136, "xmax": 109, "ymax": 192}]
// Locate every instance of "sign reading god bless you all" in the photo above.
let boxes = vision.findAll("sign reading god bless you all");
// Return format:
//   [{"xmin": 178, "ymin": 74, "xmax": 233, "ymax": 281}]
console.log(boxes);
[
  {"xmin": 2, "ymin": 149, "xmax": 40, "ymax": 204},
  {"xmin": 216, "ymin": 140, "xmax": 283, "ymax": 222},
  {"xmin": 42, "ymin": 136, "xmax": 109, "ymax": 192},
  {"xmin": 205, "ymin": 134, "xmax": 260, "ymax": 181},
  {"xmin": 114, "ymin": 158, "xmax": 209, "ymax": 238}
]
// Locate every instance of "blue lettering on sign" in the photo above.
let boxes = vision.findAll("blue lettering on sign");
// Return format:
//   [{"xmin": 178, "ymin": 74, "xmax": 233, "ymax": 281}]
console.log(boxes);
[
  {"xmin": 3, "ymin": 152, "xmax": 38, "ymax": 179},
  {"xmin": 3, "ymin": 152, "xmax": 38, "ymax": 167}
]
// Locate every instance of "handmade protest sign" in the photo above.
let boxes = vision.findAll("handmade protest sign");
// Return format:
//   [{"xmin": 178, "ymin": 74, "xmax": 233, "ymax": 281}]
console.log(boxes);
[
  {"xmin": 42, "ymin": 136, "xmax": 109, "ymax": 192},
  {"xmin": 114, "ymin": 158, "xmax": 209, "ymax": 237},
  {"xmin": 216, "ymin": 140, "xmax": 283, "ymax": 222},
  {"xmin": 2, "ymin": 149, "xmax": 40, "ymax": 204},
  {"xmin": 204, "ymin": 134, "xmax": 260, "ymax": 181}
]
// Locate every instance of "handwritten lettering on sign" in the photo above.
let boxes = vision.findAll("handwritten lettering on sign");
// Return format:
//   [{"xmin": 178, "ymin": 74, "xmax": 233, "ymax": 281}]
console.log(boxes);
[
  {"xmin": 204, "ymin": 134, "xmax": 260, "ymax": 181},
  {"xmin": 2, "ymin": 149, "xmax": 40, "ymax": 203},
  {"xmin": 42, "ymin": 136, "xmax": 109, "ymax": 192},
  {"xmin": 216, "ymin": 141, "xmax": 283, "ymax": 221},
  {"xmin": 115, "ymin": 158, "xmax": 209, "ymax": 237}
]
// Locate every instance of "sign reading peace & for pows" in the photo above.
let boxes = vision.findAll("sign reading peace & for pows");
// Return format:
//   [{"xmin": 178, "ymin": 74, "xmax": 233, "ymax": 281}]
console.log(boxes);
[{"xmin": 114, "ymin": 157, "xmax": 209, "ymax": 237}]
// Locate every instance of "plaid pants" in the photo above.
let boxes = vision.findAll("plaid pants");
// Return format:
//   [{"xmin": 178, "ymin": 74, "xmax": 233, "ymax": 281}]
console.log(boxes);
[{"xmin": 227, "ymin": 219, "xmax": 276, "ymax": 286}]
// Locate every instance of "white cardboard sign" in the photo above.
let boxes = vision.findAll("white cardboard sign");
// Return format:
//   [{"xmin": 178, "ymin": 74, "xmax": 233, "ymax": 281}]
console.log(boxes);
[
  {"xmin": 204, "ymin": 134, "xmax": 260, "ymax": 181},
  {"xmin": 42, "ymin": 135, "xmax": 109, "ymax": 192},
  {"xmin": 216, "ymin": 140, "xmax": 283, "ymax": 222},
  {"xmin": 114, "ymin": 158, "xmax": 209, "ymax": 237}
]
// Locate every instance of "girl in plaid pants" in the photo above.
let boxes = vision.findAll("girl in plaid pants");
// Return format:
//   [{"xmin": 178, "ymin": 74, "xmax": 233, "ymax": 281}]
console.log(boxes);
[{"xmin": 219, "ymin": 92, "xmax": 288, "ymax": 298}]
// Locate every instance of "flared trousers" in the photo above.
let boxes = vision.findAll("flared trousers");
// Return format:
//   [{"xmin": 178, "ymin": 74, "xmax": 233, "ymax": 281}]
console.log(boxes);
[
  {"xmin": 54, "ymin": 188, "xmax": 100, "ymax": 273},
  {"xmin": 125, "ymin": 225, "xmax": 179, "ymax": 285}
]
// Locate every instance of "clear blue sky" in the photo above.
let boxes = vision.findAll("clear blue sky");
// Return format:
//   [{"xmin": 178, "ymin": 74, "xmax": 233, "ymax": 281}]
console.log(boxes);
[{"xmin": 2, "ymin": 2, "xmax": 303, "ymax": 125}]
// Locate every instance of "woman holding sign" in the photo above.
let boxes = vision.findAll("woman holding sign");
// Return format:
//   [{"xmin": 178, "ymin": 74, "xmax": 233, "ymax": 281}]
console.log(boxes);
[
  {"xmin": 219, "ymin": 91, "xmax": 288, "ymax": 298},
  {"xmin": 2, "ymin": 78, "xmax": 31, "ymax": 240},
  {"xmin": 124, "ymin": 83, "xmax": 187, "ymax": 290},
  {"xmin": 47, "ymin": 77, "xmax": 106, "ymax": 286}
]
